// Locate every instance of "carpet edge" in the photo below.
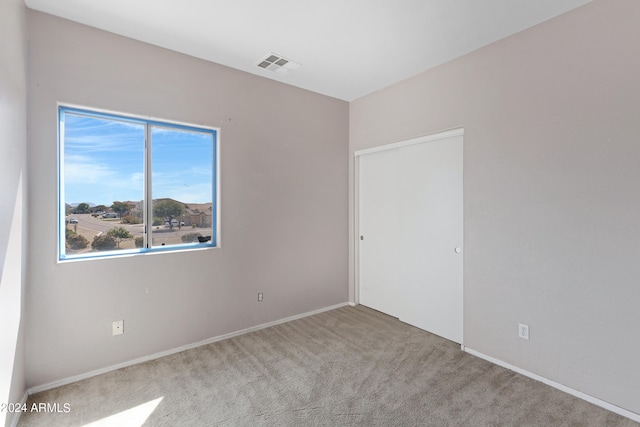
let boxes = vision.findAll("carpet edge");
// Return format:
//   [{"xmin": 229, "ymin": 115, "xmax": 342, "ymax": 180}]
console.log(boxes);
[
  {"xmin": 26, "ymin": 302, "xmax": 351, "ymax": 396},
  {"xmin": 464, "ymin": 347, "xmax": 640, "ymax": 423}
]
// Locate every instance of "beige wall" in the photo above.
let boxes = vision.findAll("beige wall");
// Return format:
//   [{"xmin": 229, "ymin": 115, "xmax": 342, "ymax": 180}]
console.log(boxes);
[
  {"xmin": 350, "ymin": 0, "xmax": 640, "ymax": 415},
  {"xmin": 21, "ymin": 0, "xmax": 640, "ymax": 418},
  {"xmin": 26, "ymin": 11, "xmax": 348, "ymax": 388},
  {"xmin": 0, "ymin": 0, "xmax": 28, "ymax": 424}
]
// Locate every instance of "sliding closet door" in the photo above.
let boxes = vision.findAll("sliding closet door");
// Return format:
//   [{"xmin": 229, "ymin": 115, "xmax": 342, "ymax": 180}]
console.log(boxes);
[
  {"xmin": 357, "ymin": 130, "xmax": 463, "ymax": 344},
  {"xmin": 396, "ymin": 135, "xmax": 463, "ymax": 343},
  {"xmin": 357, "ymin": 148, "xmax": 400, "ymax": 317}
]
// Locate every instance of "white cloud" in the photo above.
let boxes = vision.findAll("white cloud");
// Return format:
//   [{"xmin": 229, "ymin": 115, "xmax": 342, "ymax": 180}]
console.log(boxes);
[{"xmin": 64, "ymin": 155, "xmax": 116, "ymax": 184}]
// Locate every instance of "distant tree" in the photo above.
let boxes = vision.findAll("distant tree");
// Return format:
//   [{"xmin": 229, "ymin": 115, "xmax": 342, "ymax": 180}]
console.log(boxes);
[
  {"xmin": 65, "ymin": 228, "xmax": 88, "ymax": 250},
  {"xmin": 91, "ymin": 234, "xmax": 117, "ymax": 250},
  {"xmin": 107, "ymin": 226, "xmax": 133, "ymax": 248},
  {"xmin": 153, "ymin": 200, "xmax": 185, "ymax": 229},
  {"xmin": 75, "ymin": 202, "xmax": 90, "ymax": 214},
  {"xmin": 94, "ymin": 204, "xmax": 107, "ymax": 213},
  {"xmin": 111, "ymin": 201, "xmax": 132, "ymax": 218}
]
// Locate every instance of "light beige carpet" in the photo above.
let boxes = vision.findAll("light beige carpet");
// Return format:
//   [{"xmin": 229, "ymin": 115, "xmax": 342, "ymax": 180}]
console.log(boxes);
[{"xmin": 19, "ymin": 306, "xmax": 638, "ymax": 426}]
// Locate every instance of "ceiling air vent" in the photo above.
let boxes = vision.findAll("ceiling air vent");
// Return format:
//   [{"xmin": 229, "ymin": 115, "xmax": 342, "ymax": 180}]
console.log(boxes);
[{"xmin": 257, "ymin": 53, "xmax": 301, "ymax": 75}]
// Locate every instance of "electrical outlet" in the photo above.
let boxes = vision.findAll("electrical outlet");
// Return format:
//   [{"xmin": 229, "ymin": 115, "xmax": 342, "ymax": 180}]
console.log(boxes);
[
  {"xmin": 258, "ymin": 292, "xmax": 263, "ymax": 302},
  {"xmin": 518, "ymin": 323, "xmax": 529, "ymax": 340},
  {"xmin": 112, "ymin": 320, "xmax": 124, "ymax": 336}
]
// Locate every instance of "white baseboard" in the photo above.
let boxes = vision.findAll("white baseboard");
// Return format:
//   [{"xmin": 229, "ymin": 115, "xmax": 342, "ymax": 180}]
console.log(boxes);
[
  {"xmin": 462, "ymin": 346, "xmax": 640, "ymax": 423},
  {"xmin": 5, "ymin": 391, "xmax": 28, "ymax": 427},
  {"xmin": 28, "ymin": 302, "xmax": 350, "ymax": 395}
]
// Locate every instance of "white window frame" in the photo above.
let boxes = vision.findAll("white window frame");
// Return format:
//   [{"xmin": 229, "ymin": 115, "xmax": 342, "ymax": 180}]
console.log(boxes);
[{"xmin": 58, "ymin": 104, "xmax": 220, "ymax": 261}]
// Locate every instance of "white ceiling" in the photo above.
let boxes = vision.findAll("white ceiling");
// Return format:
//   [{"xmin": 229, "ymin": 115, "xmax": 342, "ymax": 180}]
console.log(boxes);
[{"xmin": 24, "ymin": 0, "xmax": 592, "ymax": 101}]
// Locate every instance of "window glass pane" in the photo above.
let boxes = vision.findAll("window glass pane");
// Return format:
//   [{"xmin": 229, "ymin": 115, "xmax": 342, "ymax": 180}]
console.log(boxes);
[
  {"xmin": 59, "ymin": 106, "xmax": 217, "ymax": 261},
  {"xmin": 150, "ymin": 126, "xmax": 214, "ymax": 248},
  {"xmin": 62, "ymin": 112, "xmax": 145, "ymax": 257}
]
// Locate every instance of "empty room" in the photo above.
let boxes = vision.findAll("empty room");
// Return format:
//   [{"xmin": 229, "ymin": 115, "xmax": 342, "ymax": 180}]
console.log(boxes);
[{"xmin": 1, "ymin": 0, "xmax": 639, "ymax": 425}]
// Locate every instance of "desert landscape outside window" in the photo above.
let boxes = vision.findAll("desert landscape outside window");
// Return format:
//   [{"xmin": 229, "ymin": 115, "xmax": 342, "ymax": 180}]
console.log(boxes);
[{"xmin": 58, "ymin": 105, "xmax": 218, "ymax": 260}]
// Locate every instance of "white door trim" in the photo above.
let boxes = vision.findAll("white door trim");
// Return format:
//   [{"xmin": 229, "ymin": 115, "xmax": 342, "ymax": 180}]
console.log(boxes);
[{"xmin": 354, "ymin": 128, "xmax": 464, "ymax": 158}]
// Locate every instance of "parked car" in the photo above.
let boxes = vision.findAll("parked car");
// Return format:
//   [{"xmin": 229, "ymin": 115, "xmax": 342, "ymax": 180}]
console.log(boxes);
[
  {"xmin": 69, "ymin": 217, "xmax": 79, "ymax": 224},
  {"xmin": 170, "ymin": 219, "xmax": 185, "ymax": 226},
  {"xmin": 102, "ymin": 213, "xmax": 118, "ymax": 218}
]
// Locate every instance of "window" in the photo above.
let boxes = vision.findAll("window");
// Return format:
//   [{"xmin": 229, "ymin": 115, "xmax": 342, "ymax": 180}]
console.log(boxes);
[{"xmin": 59, "ymin": 105, "xmax": 218, "ymax": 260}]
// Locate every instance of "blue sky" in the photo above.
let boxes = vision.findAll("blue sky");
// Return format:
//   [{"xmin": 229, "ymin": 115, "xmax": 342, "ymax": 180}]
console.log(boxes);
[{"xmin": 63, "ymin": 112, "xmax": 214, "ymax": 207}]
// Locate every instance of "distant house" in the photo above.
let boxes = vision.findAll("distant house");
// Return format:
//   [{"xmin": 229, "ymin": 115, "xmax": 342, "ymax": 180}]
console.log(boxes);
[
  {"xmin": 151, "ymin": 198, "xmax": 212, "ymax": 228},
  {"xmin": 184, "ymin": 203, "xmax": 213, "ymax": 228},
  {"xmin": 127, "ymin": 200, "xmax": 144, "ymax": 219}
]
